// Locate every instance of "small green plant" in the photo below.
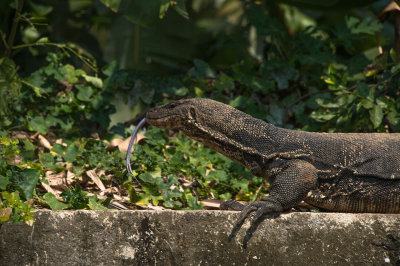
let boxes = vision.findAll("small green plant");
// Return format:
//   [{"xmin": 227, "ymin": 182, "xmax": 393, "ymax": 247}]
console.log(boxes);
[
  {"xmin": 0, "ymin": 191, "xmax": 34, "ymax": 225},
  {"xmin": 59, "ymin": 184, "xmax": 109, "ymax": 210},
  {"xmin": 0, "ymin": 137, "xmax": 38, "ymax": 225}
]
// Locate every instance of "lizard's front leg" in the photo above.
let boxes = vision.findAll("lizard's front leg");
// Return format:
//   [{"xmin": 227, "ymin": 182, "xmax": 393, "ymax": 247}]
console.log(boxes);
[{"xmin": 227, "ymin": 159, "xmax": 318, "ymax": 244}]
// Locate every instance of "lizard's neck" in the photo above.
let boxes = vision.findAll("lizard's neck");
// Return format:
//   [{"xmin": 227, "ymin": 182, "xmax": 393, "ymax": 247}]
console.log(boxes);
[{"xmin": 181, "ymin": 113, "xmax": 283, "ymax": 169}]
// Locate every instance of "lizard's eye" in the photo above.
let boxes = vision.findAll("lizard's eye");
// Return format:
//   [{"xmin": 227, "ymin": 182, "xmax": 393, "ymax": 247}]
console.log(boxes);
[{"xmin": 166, "ymin": 102, "xmax": 179, "ymax": 109}]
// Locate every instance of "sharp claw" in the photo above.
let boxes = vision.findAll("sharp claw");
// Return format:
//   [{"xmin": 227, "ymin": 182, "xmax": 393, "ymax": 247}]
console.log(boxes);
[
  {"xmin": 252, "ymin": 206, "xmax": 269, "ymax": 222},
  {"xmin": 228, "ymin": 204, "xmax": 257, "ymax": 241},
  {"xmin": 229, "ymin": 201, "xmax": 283, "ymax": 246},
  {"xmin": 242, "ymin": 212, "xmax": 266, "ymax": 248}
]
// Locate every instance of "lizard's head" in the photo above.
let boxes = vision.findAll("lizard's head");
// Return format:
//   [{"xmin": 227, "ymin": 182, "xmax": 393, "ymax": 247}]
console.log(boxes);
[
  {"xmin": 146, "ymin": 98, "xmax": 271, "ymax": 168},
  {"xmin": 146, "ymin": 98, "xmax": 218, "ymax": 130}
]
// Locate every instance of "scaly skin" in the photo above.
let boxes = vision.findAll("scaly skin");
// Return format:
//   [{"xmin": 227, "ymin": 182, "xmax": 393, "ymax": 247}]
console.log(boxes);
[{"xmin": 146, "ymin": 98, "xmax": 400, "ymax": 244}]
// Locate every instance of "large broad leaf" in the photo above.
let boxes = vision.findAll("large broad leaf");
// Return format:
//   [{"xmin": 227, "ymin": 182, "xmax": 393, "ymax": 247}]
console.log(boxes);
[{"xmin": 11, "ymin": 168, "xmax": 40, "ymax": 200}]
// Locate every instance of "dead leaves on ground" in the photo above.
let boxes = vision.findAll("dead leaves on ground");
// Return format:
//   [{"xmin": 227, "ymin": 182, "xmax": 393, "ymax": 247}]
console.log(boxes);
[{"xmin": 13, "ymin": 132, "xmax": 152, "ymax": 210}]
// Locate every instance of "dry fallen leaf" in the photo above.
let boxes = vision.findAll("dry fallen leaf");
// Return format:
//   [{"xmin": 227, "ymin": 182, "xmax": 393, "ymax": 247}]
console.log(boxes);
[
  {"xmin": 40, "ymin": 181, "xmax": 64, "ymax": 200},
  {"xmin": 45, "ymin": 170, "xmax": 68, "ymax": 190},
  {"xmin": 38, "ymin": 134, "xmax": 52, "ymax": 150},
  {"xmin": 200, "ymin": 199, "xmax": 223, "ymax": 209},
  {"xmin": 11, "ymin": 131, "xmax": 30, "ymax": 139},
  {"xmin": 108, "ymin": 134, "xmax": 148, "ymax": 153},
  {"xmin": 86, "ymin": 169, "xmax": 106, "ymax": 191}
]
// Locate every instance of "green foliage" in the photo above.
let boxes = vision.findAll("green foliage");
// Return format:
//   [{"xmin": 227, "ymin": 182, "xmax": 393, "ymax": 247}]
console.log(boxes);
[
  {"xmin": 9, "ymin": 52, "xmax": 115, "ymax": 136},
  {"xmin": 2, "ymin": 0, "xmax": 400, "ymax": 217},
  {"xmin": 60, "ymin": 184, "xmax": 108, "ymax": 210},
  {"xmin": 0, "ymin": 137, "xmax": 41, "ymax": 200},
  {"xmin": 0, "ymin": 191, "xmax": 34, "ymax": 225},
  {"xmin": 0, "ymin": 58, "xmax": 22, "ymax": 125},
  {"xmin": 312, "ymin": 53, "xmax": 400, "ymax": 132},
  {"xmin": 0, "ymin": 137, "xmax": 37, "ymax": 225},
  {"xmin": 126, "ymin": 128, "xmax": 266, "ymax": 209},
  {"xmin": 43, "ymin": 193, "xmax": 68, "ymax": 210}
]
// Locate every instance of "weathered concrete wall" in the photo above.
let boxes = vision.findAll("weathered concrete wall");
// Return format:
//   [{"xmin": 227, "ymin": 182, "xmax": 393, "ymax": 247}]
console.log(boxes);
[{"xmin": 1, "ymin": 210, "xmax": 400, "ymax": 265}]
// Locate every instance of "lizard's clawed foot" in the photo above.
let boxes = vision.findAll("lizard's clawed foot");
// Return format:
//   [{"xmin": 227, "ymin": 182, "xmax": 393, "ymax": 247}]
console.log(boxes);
[{"xmin": 227, "ymin": 200, "xmax": 282, "ymax": 248}]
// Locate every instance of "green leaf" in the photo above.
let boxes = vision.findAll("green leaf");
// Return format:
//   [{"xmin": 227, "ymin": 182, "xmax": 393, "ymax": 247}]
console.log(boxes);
[
  {"xmin": 185, "ymin": 193, "xmax": 202, "ymax": 210},
  {"xmin": 39, "ymin": 153, "xmax": 55, "ymax": 169},
  {"xmin": 360, "ymin": 99, "xmax": 374, "ymax": 109},
  {"xmin": 28, "ymin": 116, "xmax": 49, "ymax": 134},
  {"xmin": 138, "ymin": 184, "xmax": 163, "ymax": 205},
  {"xmin": 357, "ymin": 82, "xmax": 369, "ymax": 97},
  {"xmin": 219, "ymin": 192, "xmax": 232, "ymax": 200},
  {"xmin": 0, "ymin": 175, "xmax": 10, "ymax": 190},
  {"xmin": 24, "ymin": 80, "xmax": 44, "ymax": 97},
  {"xmin": 45, "ymin": 114, "xmax": 61, "ymax": 127},
  {"xmin": 390, "ymin": 48, "xmax": 397, "ymax": 62},
  {"xmin": 215, "ymin": 74, "xmax": 235, "ymax": 91},
  {"xmin": 61, "ymin": 184, "xmax": 88, "ymax": 209},
  {"xmin": 310, "ymin": 111, "xmax": 336, "ymax": 122},
  {"xmin": 315, "ymin": 98, "xmax": 340, "ymax": 108},
  {"xmin": 190, "ymin": 59, "xmax": 216, "ymax": 79},
  {"xmin": 88, "ymin": 196, "xmax": 108, "ymax": 210},
  {"xmin": 52, "ymin": 143, "xmax": 64, "ymax": 156},
  {"xmin": 43, "ymin": 193, "xmax": 68, "ymax": 210},
  {"xmin": 128, "ymin": 185, "xmax": 140, "ymax": 202},
  {"xmin": 139, "ymin": 172, "xmax": 157, "ymax": 184},
  {"xmin": 12, "ymin": 169, "xmax": 40, "ymax": 200},
  {"xmin": 369, "ymin": 105, "xmax": 383, "ymax": 129},
  {"xmin": 346, "ymin": 16, "xmax": 382, "ymax": 35},
  {"xmin": 99, "ymin": 0, "xmax": 120, "ymax": 12},
  {"xmin": 376, "ymin": 98, "xmax": 388, "ymax": 109},
  {"xmin": 76, "ymin": 85, "xmax": 93, "ymax": 102},
  {"xmin": 229, "ymin": 96, "xmax": 248, "ymax": 108},
  {"xmin": 387, "ymin": 110, "xmax": 399, "ymax": 127},
  {"xmin": 82, "ymin": 74, "xmax": 103, "ymax": 88},
  {"xmin": 64, "ymin": 144, "xmax": 79, "ymax": 163},
  {"xmin": 21, "ymin": 139, "xmax": 35, "ymax": 151},
  {"xmin": 59, "ymin": 64, "xmax": 79, "ymax": 83},
  {"xmin": 171, "ymin": 0, "xmax": 188, "ymax": 19},
  {"xmin": 173, "ymin": 87, "xmax": 189, "ymax": 96}
]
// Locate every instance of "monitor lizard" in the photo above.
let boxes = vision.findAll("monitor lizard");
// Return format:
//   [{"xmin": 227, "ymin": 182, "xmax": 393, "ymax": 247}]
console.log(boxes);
[{"xmin": 145, "ymin": 98, "xmax": 400, "ymax": 244}]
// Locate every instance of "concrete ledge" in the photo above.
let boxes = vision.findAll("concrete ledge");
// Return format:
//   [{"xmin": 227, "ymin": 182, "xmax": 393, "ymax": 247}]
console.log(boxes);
[{"xmin": 1, "ymin": 210, "xmax": 400, "ymax": 265}]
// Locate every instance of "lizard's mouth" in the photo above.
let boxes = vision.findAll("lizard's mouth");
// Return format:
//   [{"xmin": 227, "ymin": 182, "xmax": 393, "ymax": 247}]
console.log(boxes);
[{"xmin": 146, "ymin": 109, "xmax": 184, "ymax": 129}]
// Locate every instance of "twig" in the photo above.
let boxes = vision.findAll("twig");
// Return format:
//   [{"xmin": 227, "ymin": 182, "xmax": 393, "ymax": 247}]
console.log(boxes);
[
  {"xmin": 12, "ymin": 42, "xmax": 98, "ymax": 72},
  {"xmin": 4, "ymin": 0, "xmax": 24, "ymax": 58}
]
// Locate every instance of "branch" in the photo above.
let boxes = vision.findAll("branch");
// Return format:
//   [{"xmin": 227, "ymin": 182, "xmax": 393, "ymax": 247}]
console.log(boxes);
[{"xmin": 4, "ymin": 0, "xmax": 24, "ymax": 58}]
